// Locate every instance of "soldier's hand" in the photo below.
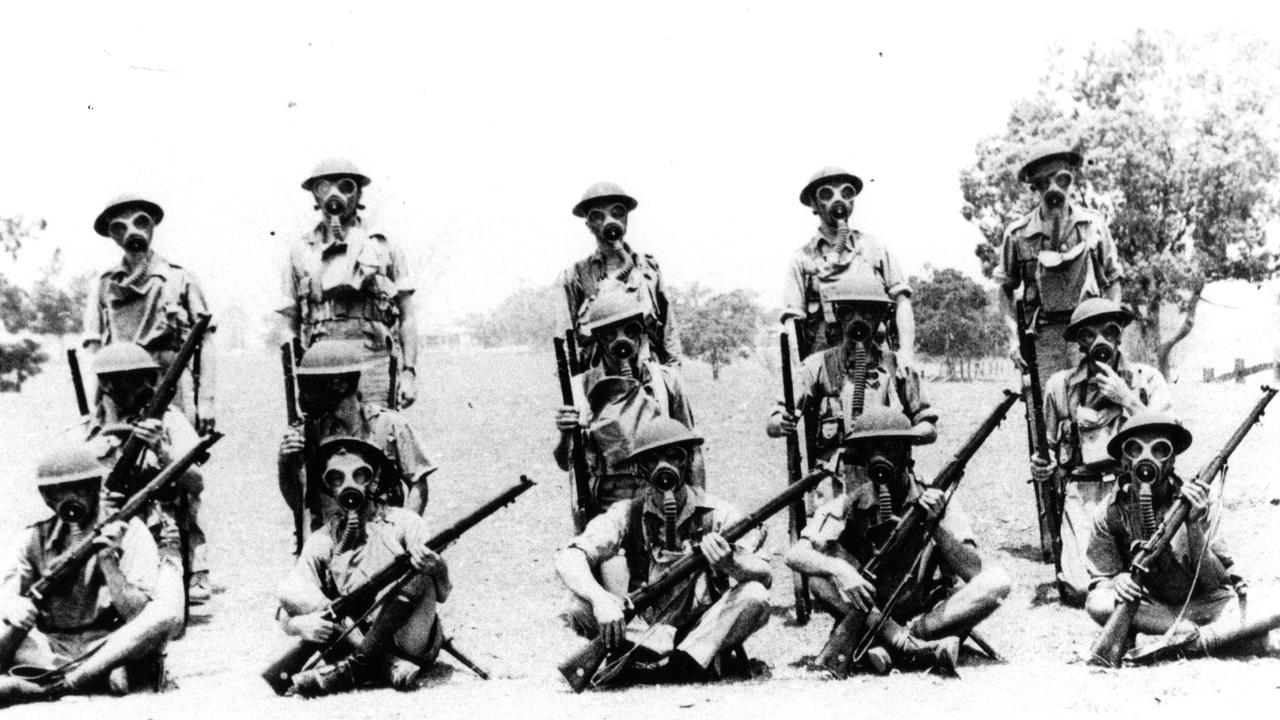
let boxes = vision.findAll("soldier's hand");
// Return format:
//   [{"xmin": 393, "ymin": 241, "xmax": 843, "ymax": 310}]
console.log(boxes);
[
  {"xmin": 555, "ymin": 406, "xmax": 581, "ymax": 433},
  {"xmin": 591, "ymin": 592, "xmax": 628, "ymax": 650},
  {"xmin": 1181, "ymin": 479, "xmax": 1210, "ymax": 522},
  {"xmin": 1091, "ymin": 363, "xmax": 1135, "ymax": 407},
  {"xmin": 290, "ymin": 612, "xmax": 340, "ymax": 643},
  {"xmin": 0, "ymin": 595, "xmax": 38, "ymax": 631},
  {"xmin": 1031, "ymin": 457, "xmax": 1056, "ymax": 484},
  {"xmin": 773, "ymin": 412, "xmax": 798, "ymax": 437},
  {"xmin": 408, "ymin": 544, "xmax": 447, "ymax": 577},
  {"xmin": 917, "ymin": 488, "xmax": 945, "ymax": 519},
  {"xmin": 93, "ymin": 520, "xmax": 128, "ymax": 560},
  {"xmin": 132, "ymin": 418, "xmax": 165, "ymax": 453},
  {"xmin": 1113, "ymin": 572, "xmax": 1143, "ymax": 603},
  {"xmin": 895, "ymin": 349, "xmax": 917, "ymax": 379},
  {"xmin": 1009, "ymin": 339, "xmax": 1027, "ymax": 372},
  {"xmin": 699, "ymin": 533, "xmax": 735, "ymax": 570},
  {"xmin": 279, "ymin": 426, "xmax": 305, "ymax": 459},
  {"xmin": 398, "ymin": 370, "xmax": 417, "ymax": 409},
  {"xmin": 833, "ymin": 566, "xmax": 876, "ymax": 613}
]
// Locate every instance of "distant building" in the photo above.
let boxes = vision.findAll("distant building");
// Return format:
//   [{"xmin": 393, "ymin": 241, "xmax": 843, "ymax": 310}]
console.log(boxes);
[{"xmin": 421, "ymin": 324, "xmax": 478, "ymax": 351}]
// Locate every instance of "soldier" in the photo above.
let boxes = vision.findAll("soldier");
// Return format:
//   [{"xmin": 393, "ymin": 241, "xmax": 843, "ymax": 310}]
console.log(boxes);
[
  {"xmin": 554, "ymin": 284, "xmax": 700, "ymax": 513},
  {"xmin": 997, "ymin": 141, "xmax": 1124, "ymax": 382},
  {"xmin": 556, "ymin": 418, "xmax": 772, "ymax": 684},
  {"xmin": 81, "ymin": 343, "xmax": 210, "ymax": 605},
  {"xmin": 560, "ymin": 181, "xmax": 680, "ymax": 367},
  {"xmin": 0, "ymin": 444, "xmax": 183, "ymax": 705},
  {"xmin": 277, "ymin": 438, "xmax": 449, "ymax": 697},
  {"xmin": 783, "ymin": 166, "xmax": 915, "ymax": 363},
  {"xmin": 1085, "ymin": 411, "xmax": 1280, "ymax": 663},
  {"xmin": 1034, "ymin": 298, "xmax": 1171, "ymax": 604},
  {"xmin": 768, "ymin": 274, "xmax": 935, "ymax": 502},
  {"xmin": 279, "ymin": 340, "xmax": 436, "ymax": 518},
  {"xmin": 281, "ymin": 159, "xmax": 419, "ymax": 408},
  {"xmin": 84, "ymin": 194, "xmax": 217, "ymax": 433},
  {"xmin": 785, "ymin": 407, "xmax": 1012, "ymax": 675}
]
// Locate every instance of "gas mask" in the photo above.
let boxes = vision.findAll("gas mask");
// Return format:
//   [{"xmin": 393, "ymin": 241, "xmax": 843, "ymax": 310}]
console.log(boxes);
[
  {"xmin": 1029, "ymin": 166, "xmax": 1075, "ymax": 249},
  {"xmin": 1119, "ymin": 434, "xmax": 1175, "ymax": 539},
  {"xmin": 298, "ymin": 374, "xmax": 359, "ymax": 415},
  {"xmin": 41, "ymin": 481, "xmax": 99, "ymax": 528},
  {"xmin": 853, "ymin": 444, "xmax": 908, "ymax": 523},
  {"xmin": 106, "ymin": 210, "xmax": 155, "ymax": 254},
  {"xmin": 828, "ymin": 303, "xmax": 885, "ymax": 416},
  {"xmin": 1075, "ymin": 320, "xmax": 1123, "ymax": 367},
  {"xmin": 324, "ymin": 451, "xmax": 380, "ymax": 552},
  {"xmin": 311, "ymin": 176, "xmax": 362, "ymax": 242},
  {"xmin": 585, "ymin": 203, "xmax": 629, "ymax": 245},
  {"xmin": 639, "ymin": 446, "xmax": 690, "ymax": 552},
  {"xmin": 100, "ymin": 370, "xmax": 159, "ymax": 416},
  {"xmin": 596, "ymin": 318, "xmax": 645, "ymax": 379},
  {"xmin": 812, "ymin": 182, "xmax": 858, "ymax": 249}
]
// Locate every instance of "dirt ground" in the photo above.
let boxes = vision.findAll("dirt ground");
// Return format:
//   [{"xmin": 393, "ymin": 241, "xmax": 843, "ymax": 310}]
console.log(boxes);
[{"xmin": 2, "ymin": 348, "xmax": 1279, "ymax": 719}]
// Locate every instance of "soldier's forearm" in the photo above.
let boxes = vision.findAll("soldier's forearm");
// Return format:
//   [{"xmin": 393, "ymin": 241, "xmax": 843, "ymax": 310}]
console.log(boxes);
[
  {"xmin": 784, "ymin": 541, "xmax": 842, "ymax": 578},
  {"xmin": 399, "ymin": 298, "xmax": 420, "ymax": 371},
  {"xmin": 101, "ymin": 557, "xmax": 150, "ymax": 621},
  {"xmin": 555, "ymin": 548, "xmax": 610, "ymax": 605},
  {"xmin": 198, "ymin": 334, "xmax": 217, "ymax": 406},
  {"xmin": 895, "ymin": 297, "xmax": 915, "ymax": 354},
  {"xmin": 727, "ymin": 554, "xmax": 773, "ymax": 588}
]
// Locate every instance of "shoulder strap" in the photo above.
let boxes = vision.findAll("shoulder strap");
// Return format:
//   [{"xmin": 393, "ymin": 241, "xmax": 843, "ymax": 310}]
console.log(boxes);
[{"xmin": 624, "ymin": 499, "xmax": 649, "ymax": 587}]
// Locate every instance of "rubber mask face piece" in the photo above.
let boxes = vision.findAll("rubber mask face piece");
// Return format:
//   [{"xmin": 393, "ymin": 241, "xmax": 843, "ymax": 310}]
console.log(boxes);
[
  {"xmin": 41, "ymin": 481, "xmax": 100, "ymax": 526},
  {"xmin": 1075, "ymin": 321, "xmax": 1123, "ymax": 365},
  {"xmin": 814, "ymin": 182, "xmax": 857, "ymax": 224},
  {"xmin": 298, "ymin": 374, "xmax": 358, "ymax": 415},
  {"xmin": 100, "ymin": 370, "xmax": 159, "ymax": 415},
  {"xmin": 324, "ymin": 451, "xmax": 376, "ymax": 510},
  {"xmin": 585, "ymin": 203, "xmax": 629, "ymax": 243},
  {"xmin": 311, "ymin": 176, "xmax": 362, "ymax": 220},
  {"xmin": 597, "ymin": 319, "xmax": 644, "ymax": 368},
  {"xmin": 1030, "ymin": 168, "xmax": 1074, "ymax": 212},
  {"xmin": 828, "ymin": 303, "xmax": 883, "ymax": 346},
  {"xmin": 107, "ymin": 209, "xmax": 155, "ymax": 253}
]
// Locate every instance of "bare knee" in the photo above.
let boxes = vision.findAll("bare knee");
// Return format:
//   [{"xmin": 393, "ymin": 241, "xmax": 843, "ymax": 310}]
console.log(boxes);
[
  {"xmin": 979, "ymin": 565, "xmax": 1013, "ymax": 603},
  {"xmin": 737, "ymin": 581, "xmax": 770, "ymax": 609},
  {"xmin": 1085, "ymin": 588, "xmax": 1117, "ymax": 625}
]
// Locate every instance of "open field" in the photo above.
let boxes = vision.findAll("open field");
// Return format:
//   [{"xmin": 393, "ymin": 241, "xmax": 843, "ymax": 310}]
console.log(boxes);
[{"xmin": 2, "ymin": 348, "xmax": 1279, "ymax": 719}]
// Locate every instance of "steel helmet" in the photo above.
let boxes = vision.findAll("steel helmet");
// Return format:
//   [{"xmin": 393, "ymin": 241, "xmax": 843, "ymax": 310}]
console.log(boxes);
[
  {"xmin": 1017, "ymin": 141, "xmax": 1084, "ymax": 183},
  {"xmin": 841, "ymin": 406, "xmax": 932, "ymax": 447},
  {"xmin": 302, "ymin": 158, "xmax": 372, "ymax": 192},
  {"xmin": 93, "ymin": 343, "xmax": 161, "ymax": 376},
  {"xmin": 94, "ymin": 194, "xmax": 164, "ymax": 237},
  {"xmin": 37, "ymin": 444, "xmax": 109, "ymax": 488},
  {"xmin": 624, "ymin": 417, "xmax": 704, "ymax": 464},
  {"xmin": 822, "ymin": 273, "xmax": 894, "ymax": 309},
  {"xmin": 1063, "ymin": 298, "xmax": 1133, "ymax": 342},
  {"xmin": 296, "ymin": 340, "xmax": 366, "ymax": 377},
  {"xmin": 1106, "ymin": 410, "xmax": 1192, "ymax": 461},
  {"xmin": 800, "ymin": 166, "xmax": 864, "ymax": 207},
  {"xmin": 580, "ymin": 285, "xmax": 648, "ymax": 337},
  {"xmin": 572, "ymin": 181, "xmax": 638, "ymax": 218}
]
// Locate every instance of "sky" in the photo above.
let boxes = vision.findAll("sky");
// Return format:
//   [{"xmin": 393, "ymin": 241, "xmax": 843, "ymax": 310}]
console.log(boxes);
[{"xmin": 1, "ymin": 1, "xmax": 1276, "ymax": 336}]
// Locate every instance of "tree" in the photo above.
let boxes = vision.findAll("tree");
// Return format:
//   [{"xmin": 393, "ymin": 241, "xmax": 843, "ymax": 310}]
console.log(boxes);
[
  {"xmin": 0, "ymin": 336, "xmax": 47, "ymax": 392},
  {"xmin": 961, "ymin": 31, "xmax": 1280, "ymax": 375},
  {"xmin": 28, "ymin": 249, "xmax": 92, "ymax": 336},
  {"xmin": 912, "ymin": 267, "xmax": 1005, "ymax": 380},
  {"xmin": 467, "ymin": 284, "xmax": 561, "ymax": 349},
  {"xmin": 673, "ymin": 284, "xmax": 763, "ymax": 380}
]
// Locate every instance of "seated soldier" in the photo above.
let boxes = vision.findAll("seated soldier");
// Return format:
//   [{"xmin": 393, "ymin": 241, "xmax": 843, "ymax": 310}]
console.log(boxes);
[
  {"xmin": 1085, "ymin": 411, "xmax": 1280, "ymax": 663},
  {"xmin": 277, "ymin": 437, "xmax": 449, "ymax": 697},
  {"xmin": 81, "ymin": 343, "xmax": 209, "ymax": 605},
  {"xmin": 279, "ymin": 340, "xmax": 436, "ymax": 518},
  {"xmin": 768, "ymin": 274, "xmax": 935, "ymax": 503},
  {"xmin": 555, "ymin": 418, "xmax": 771, "ymax": 685},
  {"xmin": 0, "ymin": 444, "xmax": 183, "ymax": 706},
  {"xmin": 554, "ymin": 283, "xmax": 701, "ymax": 512},
  {"xmin": 785, "ymin": 407, "xmax": 1011, "ymax": 675}
]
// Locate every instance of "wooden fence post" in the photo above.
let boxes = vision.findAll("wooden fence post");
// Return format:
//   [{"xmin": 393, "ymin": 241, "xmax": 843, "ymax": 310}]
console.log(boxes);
[{"xmin": 1235, "ymin": 358, "xmax": 1246, "ymax": 383}]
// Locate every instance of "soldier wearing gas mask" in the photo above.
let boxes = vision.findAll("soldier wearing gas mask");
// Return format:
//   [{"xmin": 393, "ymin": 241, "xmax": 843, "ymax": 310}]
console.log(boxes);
[
  {"xmin": 74, "ymin": 343, "xmax": 210, "ymax": 605},
  {"xmin": 997, "ymin": 142, "xmax": 1124, "ymax": 382},
  {"xmin": 1037, "ymin": 298, "xmax": 1171, "ymax": 604},
  {"xmin": 560, "ymin": 181, "xmax": 680, "ymax": 367},
  {"xmin": 281, "ymin": 159, "xmax": 420, "ymax": 409},
  {"xmin": 84, "ymin": 194, "xmax": 218, "ymax": 433},
  {"xmin": 556, "ymin": 418, "xmax": 771, "ymax": 683},
  {"xmin": 277, "ymin": 437, "xmax": 449, "ymax": 697},
  {"xmin": 783, "ymin": 167, "xmax": 915, "ymax": 365},
  {"xmin": 785, "ymin": 408, "xmax": 1012, "ymax": 676},
  {"xmin": 554, "ymin": 284, "xmax": 700, "ymax": 511},
  {"xmin": 768, "ymin": 274, "xmax": 935, "ymax": 503},
  {"xmin": 0, "ymin": 444, "xmax": 184, "ymax": 704},
  {"xmin": 1085, "ymin": 411, "xmax": 1280, "ymax": 663},
  {"xmin": 279, "ymin": 340, "xmax": 436, "ymax": 518}
]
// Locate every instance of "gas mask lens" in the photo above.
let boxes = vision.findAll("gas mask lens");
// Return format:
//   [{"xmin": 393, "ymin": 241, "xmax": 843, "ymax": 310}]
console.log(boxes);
[
  {"xmin": 326, "ymin": 464, "xmax": 374, "ymax": 510},
  {"xmin": 639, "ymin": 447, "xmax": 688, "ymax": 487},
  {"xmin": 816, "ymin": 183, "xmax": 856, "ymax": 220},
  {"xmin": 598, "ymin": 320, "xmax": 644, "ymax": 357},
  {"xmin": 1122, "ymin": 437, "xmax": 1172, "ymax": 483},
  {"xmin": 101, "ymin": 372, "xmax": 158, "ymax": 411},
  {"xmin": 311, "ymin": 177, "xmax": 359, "ymax": 197},
  {"xmin": 107, "ymin": 212, "xmax": 154, "ymax": 239},
  {"xmin": 834, "ymin": 306, "xmax": 874, "ymax": 343},
  {"xmin": 1030, "ymin": 170, "xmax": 1074, "ymax": 194}
]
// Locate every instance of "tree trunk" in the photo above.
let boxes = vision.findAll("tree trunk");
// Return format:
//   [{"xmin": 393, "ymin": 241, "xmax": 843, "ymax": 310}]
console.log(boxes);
[{"xmin": 1156, "ymin": 280, "xmax": 1206, "ymax": 377}]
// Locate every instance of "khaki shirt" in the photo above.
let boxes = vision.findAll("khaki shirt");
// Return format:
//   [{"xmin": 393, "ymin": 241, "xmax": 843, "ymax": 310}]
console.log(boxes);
[
  {"xmin": 559, "ymin": 242, "xmax": 679, "ymax": 365},
  {"xmin": 286, "ymin": 507, "xmax": 439, "ymax": 605},
  {"xmin": 1, "ymin": 516, "xmax": 157, "ymax": 635},
  {"xmin": 997, "ymin": 203, "xmax": 1123, "ymax": 318},
  {"xmin": 782, "ymin": 227, "xmax": 910, "ymax": 342},
  {"xmin": 281, "ymin": 219, "xmax": 415, "ymax": 351},
  {"xmin": 84, "ymin": 253, "xmax": 214, "ymax": 353},
  {"xmin": 1043, "ymin": 356, "xmax": 1171, "ymax": 471},
  {"xmin": 315, "ymin": 402, "xmax": 436, "ymax": 486}
]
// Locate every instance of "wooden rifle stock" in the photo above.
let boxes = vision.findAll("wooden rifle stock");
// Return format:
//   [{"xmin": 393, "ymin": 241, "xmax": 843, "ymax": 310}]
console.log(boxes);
[
  {"xmin": 557, "ymin": 467, "xmax": 832, "ymax": 693},
  {"xmin": 103, "ymin": 313, "xmax": 213, "ymax": 496},
  {"xmin": 1089, "ymin": 385, "xmax": 1277, "ymax": 667},
  {"xmin": 780, "ymin": 329, "xmax": 812, "ymax": 624},
  {"xmin": 1016, "ymin": 300, "xmax": 1062, "ymax": 566},
  {"xmin": 280, "ymin": 342, "xmax": 308, "ymax": 556},
  {"xmin": 261, "ymin": 475, "xmax": 537, "ymax": 694},
  {"xmin": 555, "ymin": 334, "xmax": 595, "ymax": 532},
  {"xmin": 816, "ymin": 390, "xmax": 1019, "ymax": 676}
]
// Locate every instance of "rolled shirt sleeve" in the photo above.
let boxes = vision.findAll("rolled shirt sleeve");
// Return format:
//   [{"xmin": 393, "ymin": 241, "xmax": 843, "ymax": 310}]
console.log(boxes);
[
  {"xmin": 566, "ymin": 499, "xmax": 631, "ymax": 567},
  {"xmin": 781, "ymin": 253, "xmax": 808, "ymax": 322},
  {"xmin": 118, "ymin": 517, "xmax": 160, "ymax": 602},
  {"xmin": 388, "ymin": 238, "xmax": 415, "ymax": 297},
  {"xmin": 877, "ymin": 243, "xmax": 911, "ymax": 299},
  {"xmin": 800, "ymin": 495, "xmax": 850, "ymax": 551},
  {"xmin": 995, "ymin": 225, "xmax": 1021, "ymax": 292},
  {"xmin": 1096, "ymin": 222, "xmax": 1124, "ymax": 287}
]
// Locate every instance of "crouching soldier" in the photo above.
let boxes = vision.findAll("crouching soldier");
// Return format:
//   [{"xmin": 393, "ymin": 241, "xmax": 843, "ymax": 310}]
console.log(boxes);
[
  {"xmin": 555, "ymin": 418, "xmax": 771, "ymax": 685},
  {"xmin": 1085, "ymin": 411, "xmax": 1280, "ymax": 663},
  {"xmin": 785, "ymin": 408, "xmax": 1012, "ymax": 675},
  {"xmin": 277, "ymin": 438, "xmax": 449, "ymax": 697},
  {"xmin": 279, "ymin": 340, "xmax": 435, "ymax": 523},
  {"xmin": 0, "ymin": 444, "xmax": 184, "ymax": 706}
]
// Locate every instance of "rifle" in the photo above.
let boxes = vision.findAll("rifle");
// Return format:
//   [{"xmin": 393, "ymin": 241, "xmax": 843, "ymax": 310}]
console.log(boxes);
[
  {"xmin": 385, "ymin": 336, "xmax": 398, "ymax": 410},
  {"xmin": 816, "ymin": 390, "xmax": 1020, "ymax": 677},
  {"xmin": 280, "ymin": 341, "xmax": 308, "ymax": 556},
  {"xmin": 1016, "ymin": 299, "xmax": 1062, "ymax": 566},
  {"xmin": 780, "ymin": 329, "xmax": 812, "ymax": 625},
  {"xmin": 558, "ymin": 466, "xmax": 832, "ymax": 693},
  {"xmin": 261, "ymin": 475, "xmax": 537, "ymax": 694},
  {"xmin": 1089, "ymin": 385, "xmax": 1278, "ymax": 667},
  {"xmin": 0, "ymin": 433, "xmax": 223, "ymax": 663},
  {"xmin": 67, "ymin": 349, "xmax": 90, "ymax": 417},
  {"xmin": 103, "ymin": 313, "xmax": 213, "ymax": 496},
  {"xmin": 556, "ymin": 333, "xmax": 595, "ymax": 533}
]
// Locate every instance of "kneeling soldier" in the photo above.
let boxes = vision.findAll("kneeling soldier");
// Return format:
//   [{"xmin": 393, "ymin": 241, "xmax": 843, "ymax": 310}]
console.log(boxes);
[
  {"xmin": 277, "ymin": 437, "xmax": 448, "ymax": 697},
  {"xmin": 785, "ymin": 407, "xmax": 1011, "ymax": 675},
  {"xmin": 555, "ymin": 418, "xmax": 770, "ymax": 683},
  {"xmin": 1086, "ymin": 411, "xmax": 1280, "ymax": 663},
  {"xmin": 0, "ymin": 445, "xmax": 183, "ymax": 705}
]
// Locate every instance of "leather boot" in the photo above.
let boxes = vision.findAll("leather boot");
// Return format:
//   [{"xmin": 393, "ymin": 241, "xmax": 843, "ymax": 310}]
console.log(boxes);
[{"xmin": 881, "ymin": 618, "xmax": 959, "ymax": 676}]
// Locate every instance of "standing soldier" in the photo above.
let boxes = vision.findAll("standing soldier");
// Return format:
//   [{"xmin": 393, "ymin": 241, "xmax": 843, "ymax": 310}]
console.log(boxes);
[
  {"xmin": 84, "ymin": 194, "xmax": 217, "ymax": 433},
  {"xmin": 998, "ymin": 141, "xmax": 1124, "ymax": 383},
  {"xmin": 1035, "ymin": 299, "xmax": 1171, "ymax": 605},
  {"xmin": 560, "ymin": 181, "xmax": 680, "ymax": 367},
  {"xmin": 783, "ymin": 167, "xmax": 915, "ymax": 363},
  {"xmin": 281, "ymin": 159, "xmax": 419, "ymax": 408}
]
